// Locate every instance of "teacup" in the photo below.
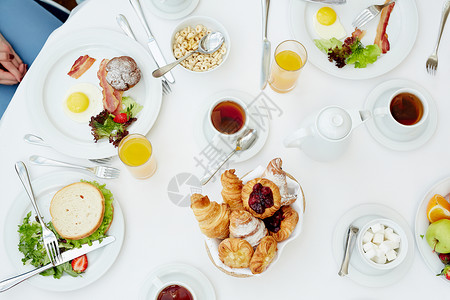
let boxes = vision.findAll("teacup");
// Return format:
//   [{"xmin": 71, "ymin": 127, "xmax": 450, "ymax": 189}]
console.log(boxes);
[
  {"xmin": 207, "ymin": 96, "xmax": 249, "ymax": 140},
  {"xmin": 373, "ymin": 88, "xmax": 429, "ymax": 137},
  {"xmin": 153, "ymin": 278, "xmax": 196, "ymax": 300}
]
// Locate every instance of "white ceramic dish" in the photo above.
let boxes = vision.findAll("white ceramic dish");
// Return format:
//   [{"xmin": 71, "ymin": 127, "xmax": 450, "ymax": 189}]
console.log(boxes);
[
  {"xmin": 332, "ymin": 203, "xmax": 414, "ymax": 287},
  {"xmin": 204, "ymin": 165, "xmax": 305, "ymax": 277},
  {"xmin": 289, "ymin": 0, "xmax": 418, "ymax": 79},
  {"xmin": 26, "ymin": 28, "xmax": 162, "ymax": 159},
  {"xmin": 415, "ymin": 177, "xmax": 450, "ymax": 284},
  {"xmin": 3, "ymin": 170, "xmax": 125, "ymax": 291},
  {"xmin": 139, "ymin": 263, "xmax": 215, "ymax": 300},
  {"xmin": 142, "ymin": 0, "xmax": 199, "ymax": 20},
  {"xmin": 193, "ymin": 90, "xmax": 270, "ymax": 168},
  {"xmin": 357, "ymin": 218, "xmax": 408, "ymax": 270},
  {"xmin": 171, "ymin": 16, "xmax": 230, "ymax": 74},
  {"xmin": 364, "ymin": 79, "xmax": 437, "ymax": 151}
]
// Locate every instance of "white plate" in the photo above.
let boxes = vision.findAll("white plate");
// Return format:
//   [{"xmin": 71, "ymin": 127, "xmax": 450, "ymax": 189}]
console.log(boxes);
[
  {"xmin": 332, "ymin": 203, "xmax": 414, "ymax": 287},
  {"xmin": 415, "ymin": 177, "xmax": 450, "ymax": 284},
  {"xmin": 3, "ymin": 170, "xmax": 125, "ymax": 291},
  {"xmin": 364, "ymin": 79, "xmax": 437, "ymax": 151},
  {"xmin": 204, "ymin": 165, "xmax": 305, "ymax": 277},
  {"xmin": 26, "ymin": 28, "xmax": 162, "ymax": 159},
  {"xmin": 193, "ymin": 90, "xmax": 269, "ymax": 166},
  {"xmin": 139, "ymin": 263, "xmax": 215, "ymax": 300},
  {"xmin": 142, "ymin": 0, "xmax": 199, "ymax": 20},
  {"xmin": 289, "ymin": 0, "xmax": 418, "ymax": 79}
]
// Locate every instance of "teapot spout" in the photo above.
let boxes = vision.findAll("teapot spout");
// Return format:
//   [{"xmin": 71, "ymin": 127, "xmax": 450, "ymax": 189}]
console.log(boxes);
[
  {"xmin": 347, "ymin": 109, "xmax": 372, "ymax": 129},
  {"xmin": 284, "ymin": 127, "xmax": 313, "ymax": 149}
]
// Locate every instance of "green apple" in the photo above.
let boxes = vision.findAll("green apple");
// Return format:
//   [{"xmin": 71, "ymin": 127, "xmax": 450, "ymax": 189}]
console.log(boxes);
[{"xmin": 426, "ymin": 219, "xmax": 450, "ymax": 253}]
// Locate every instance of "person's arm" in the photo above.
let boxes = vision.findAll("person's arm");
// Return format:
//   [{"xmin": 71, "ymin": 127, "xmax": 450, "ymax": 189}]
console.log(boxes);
[{"xmin": 0, "ymin": 33, "xmax": 27, "ymax": 85}]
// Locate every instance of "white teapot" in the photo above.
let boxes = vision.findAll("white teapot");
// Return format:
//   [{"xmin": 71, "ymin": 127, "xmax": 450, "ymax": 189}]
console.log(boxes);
[{"xmin": 284, "ymin": 106, "xmax": 371, "ymax": 161}]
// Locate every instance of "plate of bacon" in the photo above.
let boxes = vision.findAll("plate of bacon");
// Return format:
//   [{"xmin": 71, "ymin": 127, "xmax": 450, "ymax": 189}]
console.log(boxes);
[
  {"xmin": 26, "ymin": 28, "xmax": 162, "ymax": 159},
  {"xmin": 289, "ymin": 0, "xmax": 418, "ymax": 79}
]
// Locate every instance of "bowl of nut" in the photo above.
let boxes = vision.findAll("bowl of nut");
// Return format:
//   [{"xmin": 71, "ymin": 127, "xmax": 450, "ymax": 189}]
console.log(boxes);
[{"xmin": 171, "ymin": 16, "xmax": 230, "ymax": 73}]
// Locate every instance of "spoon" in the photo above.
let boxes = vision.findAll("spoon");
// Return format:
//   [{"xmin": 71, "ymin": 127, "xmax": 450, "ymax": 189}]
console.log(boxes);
[
  {"xmin": 338, "ymin": 225, "xmax": 359, "ymax": 276},
  {"xmin": 201, "ymin": 129, "xmax": 257, "ymax": 185},
  {"xmin": 152, "ymin": 32, "xmax": 225, "ymax": 78}
]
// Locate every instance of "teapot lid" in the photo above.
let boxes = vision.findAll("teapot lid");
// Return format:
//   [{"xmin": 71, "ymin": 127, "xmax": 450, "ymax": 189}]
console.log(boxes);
[{"xmin": 317, "ymin": 106, "xmax": 352, "ymax": 140}]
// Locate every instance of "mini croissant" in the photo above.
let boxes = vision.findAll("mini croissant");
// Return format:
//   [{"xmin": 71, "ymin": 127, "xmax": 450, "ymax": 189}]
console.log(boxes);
[
  {"xmin": 190, "ymin": 194, "xmax": 230, "ymax": 239},
  {"xmin": 221, "ymin": 169, "xmax": 244, "ymax": 211},
  {"xmin": 249, "ymin": 236, "xmax": 278, "ymax": 274}
]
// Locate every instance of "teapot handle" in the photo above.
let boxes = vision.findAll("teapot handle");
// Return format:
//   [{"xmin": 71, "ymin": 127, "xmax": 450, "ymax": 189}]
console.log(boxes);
[{"xmin": 283, "ymin": 127, "xmax": 313, "ymax": 148}]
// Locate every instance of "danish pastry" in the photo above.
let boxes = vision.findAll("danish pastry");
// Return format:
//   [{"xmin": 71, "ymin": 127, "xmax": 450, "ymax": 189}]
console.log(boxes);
[
  {"xmin": 221, "ymin": 169, "xmax": 244, "ymax": 211},
  {"xmin": 249, "ymin": 236, "xmax": 278, "ymax": 274},
  {"xmin": 190, "ymin": 194, "xmax": 230, "ymax": 239},
  {"xmin": 264, "ymin": 206, "xmax": 299, "ymax": 242},
  {"xmin": 242, "ymin": 178, "xmax": 281, "ymax": 219},
  {"xmin": 262, "ymin": 158, "xmax": 297, "ymax": 206},
  {"xmin": 218, "ymin": 238, "xmax": 254, "ymax": 268},
  {"xmin": 229, "ymin": 210, "xmax": 268, "ymax": 247}
]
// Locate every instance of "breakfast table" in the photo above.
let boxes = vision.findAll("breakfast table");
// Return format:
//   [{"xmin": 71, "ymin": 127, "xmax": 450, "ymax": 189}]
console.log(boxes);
[{"xmin": 1, "ymin": 0, "xmax": 450, "ymax": 298}]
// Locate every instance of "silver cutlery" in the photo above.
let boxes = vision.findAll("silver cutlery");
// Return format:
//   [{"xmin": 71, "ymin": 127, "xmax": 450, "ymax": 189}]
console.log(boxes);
[
  {"xmin": 338, "ymin": 225, "xmax": 359, "ymax": 276},
  {"xmin": 152, "ymin": 32, "xmax": 225, "ymax": 78},
  {"xmin": 23, "ymin": 134, "xmax": 112, "ymax": 165},
  {"xmin": 129, "ymin": 0, "xmax": 176, "ymax": 85},
  {"xmin": 14, "ymin": 162, "xmax": 62, "ymax": 266},
  {"xmin": 201, "ymin": 129, "xmax": 258, "ymax": 185},
  {"xmin": 29, "ymin": 155, "xmax": 120, "ymax": 179},
  {"xmin": 352, "ymin": 0, "xmax": 396, "ymax": 29},
  {"xmin": 260, "ymin": 0, "xmax": 270, "ymax": 90},
  {"xmin": 0, "ymin": 237, "xmax": 115, "ymax": 292},
  {"xmin": 116, "ymin": 14, "xmax": 172, "ymax": 95},
  {"xmin": 426, "ymin": 1, "xmax": 450, "ymax": 75}
]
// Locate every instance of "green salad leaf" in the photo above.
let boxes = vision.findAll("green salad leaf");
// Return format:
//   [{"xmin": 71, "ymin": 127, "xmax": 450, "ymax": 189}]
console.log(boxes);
[
  {"xmin": 347, "ymin": 44, "xmax": 381, "ymax": 68},
  {"xmin": 314, "ymin": 38, "xmax": 342, "ymax": 53}
]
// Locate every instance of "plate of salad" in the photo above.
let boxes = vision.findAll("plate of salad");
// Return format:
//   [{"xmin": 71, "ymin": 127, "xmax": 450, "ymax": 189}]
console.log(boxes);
[
  {"xmin": 289, "ymin": 0, "xmax": 418, "ymax": 79},
  {"xmin": 3, "ymin": 170, "xmax": 124, "ymax": 291},
  {"xmin": 26, "ymin": 28, "xmax": 162, "ymax": 159}
]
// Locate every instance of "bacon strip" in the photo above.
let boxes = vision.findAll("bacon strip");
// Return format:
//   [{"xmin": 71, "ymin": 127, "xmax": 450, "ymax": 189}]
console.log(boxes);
[
  {"xmin": 97, "ymin": 59, "xmax": 122, "ymax": 113},
  {"xmin": 374, "ymin": 1, "xmax": 396, "ymax": 54},
  {"xmin": 67, "ymin": 55, "xmax": 96, "ymax": 79}
]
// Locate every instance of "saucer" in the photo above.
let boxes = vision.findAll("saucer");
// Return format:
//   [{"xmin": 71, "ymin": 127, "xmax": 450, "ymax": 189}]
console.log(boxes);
[
  {"xmin": 364, "ymin": 79, "xmax": 437, "ymax": 151},
  {"xmin": 139, "ymin": 263, "xmax": 215, "ymax": 300},
  {"xmin": 332, "ymin": 203, "xmax": 414, "ymax": 287},
  {"xmin": 142, "ymin": 0, "xmax": 199, "ymax": 20},
  {"xmin": 193, "ymin": 90, "xmax": 270, "ymax": 164}
]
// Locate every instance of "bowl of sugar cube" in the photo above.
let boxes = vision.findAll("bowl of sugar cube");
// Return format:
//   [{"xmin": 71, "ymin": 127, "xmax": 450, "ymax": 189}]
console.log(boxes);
[{"xmin": 357, "ymin": 218, "xmax": 408, "ymax": 270}]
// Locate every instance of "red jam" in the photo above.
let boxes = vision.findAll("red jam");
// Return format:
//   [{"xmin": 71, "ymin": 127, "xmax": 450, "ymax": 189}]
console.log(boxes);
[
  {"xmin": 264, "ymin": 209, "xmax": 285, "ymax": 233},
  {"xmin": 248, "ymin": 183, "xmax": 274, "ymax": 214},
  {"xmin": 157, "ymin": 285, "xmax": 193, "ymax": 300}
]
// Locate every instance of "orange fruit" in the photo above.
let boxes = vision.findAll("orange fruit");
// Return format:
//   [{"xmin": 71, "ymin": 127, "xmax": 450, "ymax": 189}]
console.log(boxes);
[{"xmin": 426, "ymin": 194, "xmax": 450, "ymax": 223}]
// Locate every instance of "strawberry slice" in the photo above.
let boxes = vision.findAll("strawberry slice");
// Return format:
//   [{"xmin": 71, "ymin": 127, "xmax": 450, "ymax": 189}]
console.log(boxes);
[
  {"xmin": 71, "ymin": 254, "xmax": 88, "ymax": 273},
  {"xmin": 113, "ymin": 113, "xmax": 128, "ymax": 124}
]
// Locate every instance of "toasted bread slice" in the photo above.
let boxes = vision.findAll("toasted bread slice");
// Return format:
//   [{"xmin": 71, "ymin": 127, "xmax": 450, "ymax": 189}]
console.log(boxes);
[{"xmin": 50, "ymin": 182, "xmax": 105, "ymax": 240}]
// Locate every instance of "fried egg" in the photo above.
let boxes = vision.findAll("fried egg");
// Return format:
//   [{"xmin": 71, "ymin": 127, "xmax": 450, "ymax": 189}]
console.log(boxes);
[
  {"xmin": 63, "ymin": 83, "xmax": 103, "ymax": 123},
  {"xmin": 313, "ymin": 7, "xmax": 346, "ymax": 40}
]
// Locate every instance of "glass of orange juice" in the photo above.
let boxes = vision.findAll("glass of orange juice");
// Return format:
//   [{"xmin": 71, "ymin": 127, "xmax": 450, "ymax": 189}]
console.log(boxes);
[
  {"xmin": 268, "ymin": 40, "xmax": 307, "ymax": 93},
  {"xmin": 118, "ymin": 133, "xmax": 157, "ymax": 179}
]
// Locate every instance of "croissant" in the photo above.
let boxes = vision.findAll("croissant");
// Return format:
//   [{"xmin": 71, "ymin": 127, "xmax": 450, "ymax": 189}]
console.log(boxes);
[
  {"xmin": 221, "ymin": 169, "xmax": 244, "ymax": 211},
  {"xmin": 218, "ymin": 238, "xmax": 254, "ymax": 268},
  {"xmin": 229, "ymin": 210, "xmax": 267, "ymax": 247},
  {"xmin": 249, "ymin": 236, "xmax": 278, "ymax": 274},
  {"xmin": 190, "ymin": 194, "xmax": 230, "ymax": 239},
  {"xmin": 264, "ymin": 206, "xmax": 299, "ymax": 242},
  {"xmin": 262, "ymin": 158, "xmax": 297, "ymax": 206},
  {"xmin": 241, "ymin": 178, "xmax": 281, "ymax": 219}
]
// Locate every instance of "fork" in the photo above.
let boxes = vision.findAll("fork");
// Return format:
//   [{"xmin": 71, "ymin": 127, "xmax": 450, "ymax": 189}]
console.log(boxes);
[
  {"xmin": 23, "ymin": 134, "xmax": 112, "ymax": 165},
  {"xmin": 352, "ymin": 0, "xmax": 396, "ymax": 29},
  {"xmin": 29, "ymin": 155, "xmax": 120, "ymax": 179},
  {"xmin": 426, "ymin": 1, "xmax": 450, "ymax": 75},
  {"xmin": 116, "ymin": 14, "xmax": 172, "ymax": 95},
  {"xmin": 14, "ymin": 162, "xmax": 62, "ymax": 266}
]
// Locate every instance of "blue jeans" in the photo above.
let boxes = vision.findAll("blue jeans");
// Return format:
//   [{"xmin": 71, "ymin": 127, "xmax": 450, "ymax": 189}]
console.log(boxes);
[{"xmin": 0, "ymin": 0, "xmax": 62, "ymax": 118}]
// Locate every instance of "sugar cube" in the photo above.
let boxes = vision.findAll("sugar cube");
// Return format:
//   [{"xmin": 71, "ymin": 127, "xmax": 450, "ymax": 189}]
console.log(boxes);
[
  {"xmin": 373, "ymin": 254, "xmax": 387, "ymax": 264},
  {"xmin": 386, "ymin": 232, "xmax": 401, "ymax": 243},
  {"xmin": 372, "ymin": 233, "xmax": 384, "ymax": 245},
  {"xmin": 364, "ymin": 248, "xmax": 377, "ymax": 259},
  {"xmin": 386, "ymin": 249, "xmax": 397, "ymax": 261},
  {"xmin": 379, "ymin": 241, "xmax": 395, "ymax": 254},
  {"xmin": 363, "ymin": 242, "xmax": 375, "ymax": 252},
  {"xmin": 362, "ymin": 231, "xmax": 374, "ymax": 243},
  {"xmin": 384, "ymin": 227, "xmax": 394, "ymax": 235},
  {"xmin": 370, "ymin": 223, "xmax": 384, "ymax": 234},
  {"xmin": 391, "ymin": 240, "xmax": 400, "ymax": 250}
]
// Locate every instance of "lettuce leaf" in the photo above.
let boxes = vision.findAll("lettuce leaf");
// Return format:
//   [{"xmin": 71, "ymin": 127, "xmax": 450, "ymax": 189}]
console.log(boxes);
[
  {"xmin": 346, "ymin": 44, "xmax": 381, "ymax": 68},
  {"xmin": 121, "ymin": 96, "xmax": 143, "ymax": 117},
  {"xmin": 314, "ymin": 38, "xmax": 342, "ymax": 53}
]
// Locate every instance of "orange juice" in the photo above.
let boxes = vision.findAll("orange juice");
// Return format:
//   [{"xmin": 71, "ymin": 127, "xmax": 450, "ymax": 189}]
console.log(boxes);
[
  {"xmin": 275, "ymin": 50, "xmax": 303, "ymax": 71},
  {"xmin": 118, "ymin": 134, "xmax": 157, "ymax": 179}
]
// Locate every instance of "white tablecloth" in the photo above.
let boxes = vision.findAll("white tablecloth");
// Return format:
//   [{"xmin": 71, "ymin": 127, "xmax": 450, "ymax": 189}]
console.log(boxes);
[{"xmin": 1, "ymin": 0, "xmax": 450, "ymax": 298}]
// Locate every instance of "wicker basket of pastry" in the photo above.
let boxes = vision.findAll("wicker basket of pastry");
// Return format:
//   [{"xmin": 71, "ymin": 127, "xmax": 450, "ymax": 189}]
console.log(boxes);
[{"xmin": 190, "ymin": 158, "xmax": 305, "ymax": 277}]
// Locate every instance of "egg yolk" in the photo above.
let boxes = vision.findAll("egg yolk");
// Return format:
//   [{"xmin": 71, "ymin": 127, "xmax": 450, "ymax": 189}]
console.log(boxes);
[
  {"xmin": 317, "ymin": 7, "xmax": 337, "ymax": 26},
  {"xmin": 66, "ymin": 92, "xmax": 89, "ymax": 113}
]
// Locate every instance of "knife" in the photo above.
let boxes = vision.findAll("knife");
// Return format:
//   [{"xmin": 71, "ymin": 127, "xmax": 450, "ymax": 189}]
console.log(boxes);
[
  {"xmin": 301, "ymin": 0, "xmax": 346, "ymax": 4},
  {"xmin": 261, "ymin": 0, "xmax": 270, "ymax": 90},
  {"xmin": 129, "ymin": 0, "xmax": 175, "ymax": 84},
  {"xmin": 0, "ymin": 236, "xmax": 115, "ymax": 292}
]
